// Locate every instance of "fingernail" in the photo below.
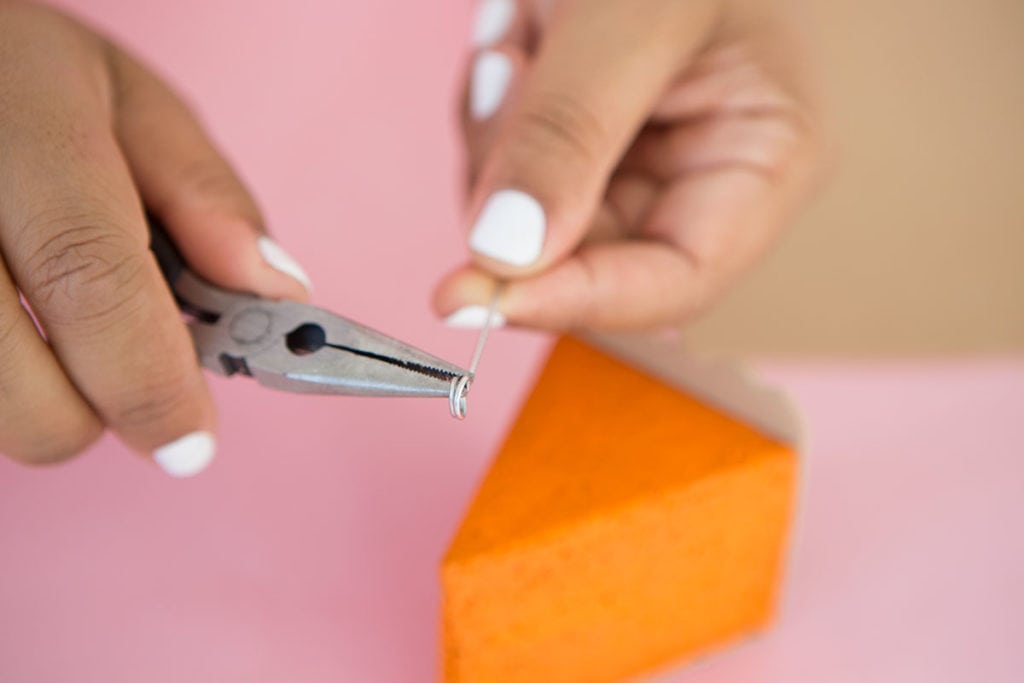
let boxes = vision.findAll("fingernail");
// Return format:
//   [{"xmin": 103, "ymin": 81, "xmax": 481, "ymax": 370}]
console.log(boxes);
[
  {"xmin": 445, "ymin": 305, "xmax": 508, "ymax": 329},
  {"xmin": 469, "ymin": 189, "xmax": 546, "ymax": 266},
  {"xmin": 258, "ymin": 237, "xmax": 313, "ymax": 292},
  {"xmin": 471, "ymin": 0, "xmax": 515, "ymax": 47},
  {"xmin": 470, "ymin": 50, "xmax": 513, "ymax": 120},
  {"xmin": 153, "ymin": 431, "xmax": 216, "ymax": 478}
]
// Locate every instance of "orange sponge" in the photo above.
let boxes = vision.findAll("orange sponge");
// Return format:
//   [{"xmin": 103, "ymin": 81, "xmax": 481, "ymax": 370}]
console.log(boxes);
[{"xmin": 442, "ymin": 337, "xmax": 797, "ymax": 683}]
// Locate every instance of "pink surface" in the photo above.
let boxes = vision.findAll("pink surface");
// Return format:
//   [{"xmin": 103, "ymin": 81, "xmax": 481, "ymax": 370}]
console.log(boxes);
[
  {"xmin": 9, "ymin": 359, "xmax": 1022, "ymax": 683},
  {"xmin": 1, "ymin": 2, "xmax": 1023, "ymax": 682},
  {"xmin": 5, "ymin": 355, "xmax": 1024, "ymax": 683}
]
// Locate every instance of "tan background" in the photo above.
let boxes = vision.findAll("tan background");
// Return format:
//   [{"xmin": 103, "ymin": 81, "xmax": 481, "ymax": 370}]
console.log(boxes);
[{"xmin": 686, "ymin": 0, "xmax": 1024, "ymax": 356}]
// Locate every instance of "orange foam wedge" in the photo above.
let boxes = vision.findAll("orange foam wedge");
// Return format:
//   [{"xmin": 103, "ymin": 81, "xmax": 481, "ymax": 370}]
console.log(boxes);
[{"xmin": 442, "ymin": 337, "xmax": 798, "ymax": 682}]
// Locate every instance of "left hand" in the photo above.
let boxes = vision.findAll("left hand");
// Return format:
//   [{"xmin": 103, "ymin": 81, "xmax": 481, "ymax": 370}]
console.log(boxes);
[
  {"xmin": 435, "ymin": 0, "xmax": 826, "ymax": 331},
  {"xmin": 0, "ymin": 3, "xmax": 311, "ymax": 472}
]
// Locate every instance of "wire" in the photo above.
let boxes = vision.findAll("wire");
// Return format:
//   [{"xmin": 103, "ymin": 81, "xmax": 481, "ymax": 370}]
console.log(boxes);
[
  {"xmin": 469, "ymin": 284, "xmax": 503, "ymax": 377},
  {"xmin": 449, "ymin": 284, "xmax": 505, "ymax": 420}
]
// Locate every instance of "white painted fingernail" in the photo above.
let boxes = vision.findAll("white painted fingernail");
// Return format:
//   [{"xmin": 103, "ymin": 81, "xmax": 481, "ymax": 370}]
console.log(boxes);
[
  {"xmin": 470, "ymin": 51, "xmax": 513, "ymax": 120},
  {"xmin": 153, "ymin": 431, "xmax": 215, "ymax": 478},
  {"xmin": 445, "ymin": 306, "xmax": 508, "ymax": 329},
  {"xmin": 258, "ymin": 237, "xmax": 313, "ymax": 292},
  {"xmin": 471, "ymin": 0, "xmax": 515, "ymax": 47},
  {"xmin": 469, "ymin": 189, "xmax": 546, "ymax": 266}
]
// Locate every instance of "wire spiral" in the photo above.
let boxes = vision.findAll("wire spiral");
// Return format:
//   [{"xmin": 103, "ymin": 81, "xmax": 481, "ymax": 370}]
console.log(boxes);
[{"xmin": 449, "ymin": 375, "xmax": 471, "ymax": 420}]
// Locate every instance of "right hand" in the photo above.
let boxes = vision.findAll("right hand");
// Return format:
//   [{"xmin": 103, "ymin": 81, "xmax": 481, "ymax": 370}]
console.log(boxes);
[
  {"xmin": 0, "ymin": 3, "xmax": 312, "ymax": 476},
  {"xmin": 436, "ymin": 0, "xmax": 825, "ymax": 331}
]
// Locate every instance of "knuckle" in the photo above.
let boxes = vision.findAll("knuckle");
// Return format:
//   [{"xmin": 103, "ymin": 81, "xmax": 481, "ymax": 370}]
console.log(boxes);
[
  {"xmin": 17, "ymin": 207, "xmax": 148, "ymax": 327},
  {"xmin": 518, "ymin": 93, "xmax": 607, "ymax": 170},
  {"xmin": 107, "ymin": 370, "xmax": 199, "ymax": 435}
]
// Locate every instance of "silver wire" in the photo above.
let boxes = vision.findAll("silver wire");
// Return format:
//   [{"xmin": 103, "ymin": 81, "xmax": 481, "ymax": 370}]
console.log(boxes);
[
  {"xmin": 449, "ymin": 284, "xmax": 504, "ymax": 420},
  {"xmin": 469, "ymin": 285, "xmax": 503, "ymax": 377},
  {"xmin": 449, "ymin": 374, "xmax": 470, "ymax": 420}
]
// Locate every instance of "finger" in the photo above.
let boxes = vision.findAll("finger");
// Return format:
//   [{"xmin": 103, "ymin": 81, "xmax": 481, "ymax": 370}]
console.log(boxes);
[
  {"xmin": 638, "ymin": 96, "xmax": 822, "ymax": 280},
  {"xmin": 436, "ymin": 173, "xmax": 660, "ymax": 328},
  {"xmin": 109, "ymin": 46, "xmax": 312, "ymax": 301},
  {"xmin": 462, "ymin": 0, "xmax": 533, "ymax": 188},
  {"xmin": 469, "ymin": 0, "xmax": 531, "ymax": 51},
  {"xmin": 461, "ymin": 46, "xmax": 528, "ymax": 186},
  {"xmin": 620, "ymin": 112, "xmax": 809, "ymax": 183},
  {"xmin": 0, "ymin": 15, "xmax": 216, "ymax": 476},
  {"xmin": 463, "ymin": 0, "xmax": 719, "ymax": 274},
  {"xmin": 0, "ymin": 262, "xmax": 102, "ymax": 464},
  {"xmin": 435, "ymin": 240, "xmax": 702, "ymax": 330},
  {"xmin": 436, "ymin": 127, "xmax": 819, "ymax": 332},
  {"xmin": 644, "ymin": 158, "xmax": 819, "ymax": 293}
]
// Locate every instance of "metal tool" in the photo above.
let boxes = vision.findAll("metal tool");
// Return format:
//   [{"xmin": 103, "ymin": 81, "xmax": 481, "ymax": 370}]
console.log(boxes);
[{"xmin": 149, "ymin": 219, "xmax": 472, "ymax": 418}]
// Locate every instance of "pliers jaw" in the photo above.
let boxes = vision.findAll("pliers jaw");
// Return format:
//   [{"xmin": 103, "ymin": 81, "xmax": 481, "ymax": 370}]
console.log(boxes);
[
  {"xmin": 177, "ymin": 269, "xmax": 469, "ymax": 400},
  {"xmin": 152, "ymin": 221, "xmax": 471, "ymax": 416}
]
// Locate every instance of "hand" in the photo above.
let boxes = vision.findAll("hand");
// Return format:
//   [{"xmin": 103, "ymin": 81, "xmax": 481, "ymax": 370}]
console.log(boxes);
[
  {"xmin": 0, "ymin": 3, "xmax": 311, "ymax": 474},
  {"xmin": 436, "ymin": 0, "xmax": 826, "ymax": 330}
]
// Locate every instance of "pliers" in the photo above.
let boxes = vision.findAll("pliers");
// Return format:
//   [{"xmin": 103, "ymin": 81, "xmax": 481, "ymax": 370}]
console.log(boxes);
[{"xmin": 149, "ymin": 219, "xmax": 472, "ymax": 419}]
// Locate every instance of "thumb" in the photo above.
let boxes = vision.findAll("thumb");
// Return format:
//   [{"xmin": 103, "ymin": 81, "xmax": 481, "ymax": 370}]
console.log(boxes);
[
  {"xmin": 110, "ymin": 46, "xmax": 312, "ymax": 301},
  {"xmin": 466, "ymin": 0, "xmax": 718, "ymax": 273}
]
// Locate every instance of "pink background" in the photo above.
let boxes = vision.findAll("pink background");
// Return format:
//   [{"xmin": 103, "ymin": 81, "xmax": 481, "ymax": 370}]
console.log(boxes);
[{"xmin": 1, "ymin": 2, "xmax": 1022, "ymax": 681}]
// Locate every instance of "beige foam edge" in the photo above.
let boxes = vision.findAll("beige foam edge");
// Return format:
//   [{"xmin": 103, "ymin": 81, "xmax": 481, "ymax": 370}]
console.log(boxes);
[{"xmin": 583, "ymin": 332, "xmax": 804, "ymax": 450}]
